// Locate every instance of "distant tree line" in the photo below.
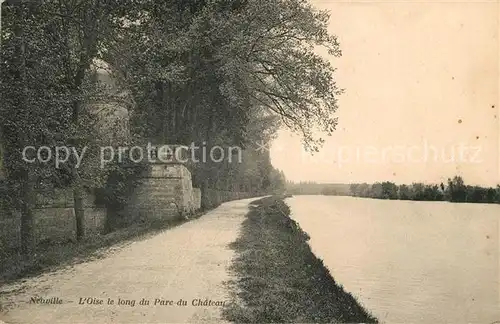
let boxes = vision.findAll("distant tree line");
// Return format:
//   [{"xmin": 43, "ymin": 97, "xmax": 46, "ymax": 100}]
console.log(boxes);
[
  {"xmin": 349, "ymin": 176, "xmax": 500, "ymax": 204},
  {"xmin": 286, "ymin": 181, "xmax": 350, "ymax": 196},
  {"xmin": 287, "ymin": 176, "xmax": 500, "ymax": 204}
]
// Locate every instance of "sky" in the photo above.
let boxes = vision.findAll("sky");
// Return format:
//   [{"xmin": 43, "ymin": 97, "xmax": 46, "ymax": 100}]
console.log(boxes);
[{"xmin": 270, "ymin": 0, "xmax": 499, "ymax": 186}]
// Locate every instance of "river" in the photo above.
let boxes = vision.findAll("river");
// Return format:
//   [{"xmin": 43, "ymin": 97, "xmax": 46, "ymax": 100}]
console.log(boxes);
[{"xmin": 286, "ymin": 195, "xmax": 500, "ymax": 324}]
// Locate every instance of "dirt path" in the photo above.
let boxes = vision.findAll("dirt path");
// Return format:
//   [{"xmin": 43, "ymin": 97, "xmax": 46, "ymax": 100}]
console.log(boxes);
[{"xmin": 0, "ymin": 198, "xmax": 258, "ymax": 324}]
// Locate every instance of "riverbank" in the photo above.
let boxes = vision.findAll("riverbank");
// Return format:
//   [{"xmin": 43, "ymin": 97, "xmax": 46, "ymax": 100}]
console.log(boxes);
[{"xmin": 223, "ymin": 196, "xmax": 377, "ymax": 323}]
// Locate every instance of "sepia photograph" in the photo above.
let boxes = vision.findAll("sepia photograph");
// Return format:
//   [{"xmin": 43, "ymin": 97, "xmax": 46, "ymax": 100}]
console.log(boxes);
[{"xmin": 0, "ymin": 0, "xmax": 498, "ymax": 323}]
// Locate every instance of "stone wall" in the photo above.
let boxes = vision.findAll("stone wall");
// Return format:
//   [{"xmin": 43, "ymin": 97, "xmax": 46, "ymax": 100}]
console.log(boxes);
[
  {"xmin": 192, "ymin": 188, "xmax": 201, "ymax": 211},
  {"xmin": 0, "ymin": 189, "xmax": 107, "ymax": 250},
  {"xmin": 0, "ymin": 162, "xmax": 256, "ymax": 251},
  {"xmin": 124, "ymin": 163, "xmax": 256, "ymax": 220},
  {"xmin": 125, "ymin": 163, "xmax": 201, "ymax": 223},
  {"xmin": 0, "ymin": 212, "xmax": 20, "ymax": 251},
  {"xmin": 201, "ymin": 189, "xmax": 256, "ymax": 210}
]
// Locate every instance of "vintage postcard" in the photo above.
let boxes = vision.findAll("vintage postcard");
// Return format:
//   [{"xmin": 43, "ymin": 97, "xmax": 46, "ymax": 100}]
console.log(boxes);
[{"xmin": 0, "ymin": 0, "xmax": 498, "ymax": 323}]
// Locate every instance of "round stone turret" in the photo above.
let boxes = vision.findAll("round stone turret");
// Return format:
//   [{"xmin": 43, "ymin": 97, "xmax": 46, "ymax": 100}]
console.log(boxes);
[{"xmin": 86, "ymin": 59, "xmax": 132, "ymax": 145}]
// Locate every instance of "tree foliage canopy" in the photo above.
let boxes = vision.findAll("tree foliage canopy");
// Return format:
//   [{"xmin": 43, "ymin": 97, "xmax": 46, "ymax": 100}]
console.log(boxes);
[{"xmin": 1, "ymin": 0, "xmax": 340, "ymax": 249}]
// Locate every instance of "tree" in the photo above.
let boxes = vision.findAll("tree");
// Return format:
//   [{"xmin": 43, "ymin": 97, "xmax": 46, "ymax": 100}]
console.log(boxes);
[
  {"xmin": 110, "ymin": 0, "xmax": 341, "ymax": 150},
  {"xmin": 410, "ymin": 183, "xmax": 425, "ymax": 200},
  {"xmin": 3, "ymin": 1, "xmax": 35, "ymax": 255},
  {"xmin": 381, "ymin": 181, "xmax": 398, "ymax": 199},
  {"xmin": 423, "ymin": 184, "xmax": 443, "ymax": 201},
  {"xmin": 447, "ymin": 176, "xmax": 467, "ymax": 202},
  {"xmin": 3, "ymin": 0, "xmax": 338, "ymax": 250},
  {"xmin": 486, "ymin": 187, "xmax": 497, "ymax": 203},
  {"xmin": 212, "ymin": 0, "xmax": 342, "ymax": 152},
  {"xmin": 1, "ymin": 1, "xmax": 76, "ymax": 254},
  {"xmin": 357, "ymin": 183, "xmax": 370, "ymax": 197},
  {"xmin": 398, "ymin": 184, "xmax": 410, "ymax": 200},
  {"xmin": 370, "ymin": 183, "xmax": 383, "ymax": 198},
  {"xmin": 103, "ymin": 0, "xmax": 337, "ymax": 199},
  {"xmin": 2, "ymin": 0, "xmax": 134, "ymax": 243},
  {"xmin": 349, "ymin": 184, "xmax": 359, "ymax": 196}
]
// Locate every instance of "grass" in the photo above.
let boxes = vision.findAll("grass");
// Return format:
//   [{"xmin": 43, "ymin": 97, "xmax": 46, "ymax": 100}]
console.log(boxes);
[{"xmin": 223, "ymin": 196, "xmax": 378, "ymax": 323}]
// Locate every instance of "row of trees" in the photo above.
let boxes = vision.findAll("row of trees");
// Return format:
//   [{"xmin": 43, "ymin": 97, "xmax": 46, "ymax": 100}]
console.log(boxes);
[
  {"xmin": 1, "ymin": 0, "xmax": 340, "ymax": 255},
  {"xmin": 349, "ymin": 176, "xmax": 500, "ymax": 204},
  {"xmin": 286, "ymin": 181, "xmax": 350, "ymax": 196}
]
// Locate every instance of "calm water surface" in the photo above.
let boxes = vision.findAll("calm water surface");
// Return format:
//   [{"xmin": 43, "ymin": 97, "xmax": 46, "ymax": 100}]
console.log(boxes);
[{"xmin": 286, "ymin": 195, "xmax": 500, "ymax": 324}]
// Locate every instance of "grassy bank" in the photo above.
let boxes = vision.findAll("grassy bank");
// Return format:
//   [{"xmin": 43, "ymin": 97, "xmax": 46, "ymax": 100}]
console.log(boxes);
[{"xmin": 223, "ymin": 196, "xmax": 377, "ymax": 323}]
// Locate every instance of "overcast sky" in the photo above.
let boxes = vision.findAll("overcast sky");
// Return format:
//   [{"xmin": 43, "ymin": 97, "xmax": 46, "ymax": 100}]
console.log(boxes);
[{"xmin": 270, "ymin": 0, "xmax": 499, "ymax": 186}]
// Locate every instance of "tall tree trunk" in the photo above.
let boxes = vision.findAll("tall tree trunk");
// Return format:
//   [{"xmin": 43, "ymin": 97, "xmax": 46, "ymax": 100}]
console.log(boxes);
[
  {"xmin": 14, "ymin": 2, "xmax": 36, "ymax": 256},
  {"xmin": 61, "ymin": 0, "xmax": 102, "ymax": 241},
  {"xmin": 73, "ymin": 177, "xmax": 85, "ymax": 240},
  {"xmin": 19, "ymin": 169, "xmax": 35, "ymax": 256},
  {"xmin": 71, "ymin": 87, "xmax": 87, "ymax": 241}
]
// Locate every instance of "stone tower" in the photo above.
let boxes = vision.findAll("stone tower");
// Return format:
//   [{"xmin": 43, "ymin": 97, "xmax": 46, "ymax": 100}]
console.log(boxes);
[{"xmin": 86, "ymin": 59, "xmax": 132, "ymax": 145}]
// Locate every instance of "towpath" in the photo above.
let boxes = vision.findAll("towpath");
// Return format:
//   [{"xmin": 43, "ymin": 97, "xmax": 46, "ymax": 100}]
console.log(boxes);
[{"xmin": 0, "ymin": 198, "xmax": 259, "ymax": 324}]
